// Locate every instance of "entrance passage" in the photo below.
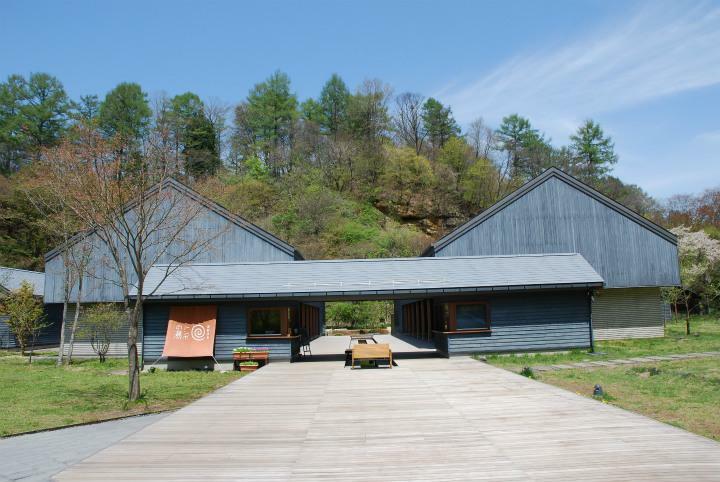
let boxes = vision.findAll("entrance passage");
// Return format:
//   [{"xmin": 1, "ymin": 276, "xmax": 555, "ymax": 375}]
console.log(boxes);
[{"xmin": 307, "ymin": 300, "xmax": 437, "ymax": 358}]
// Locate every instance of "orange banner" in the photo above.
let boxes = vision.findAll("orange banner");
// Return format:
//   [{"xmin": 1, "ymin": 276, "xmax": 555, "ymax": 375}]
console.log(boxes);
[{"xmin": 162, "ymin": 305, "xmax": 217, "ymax": 357}]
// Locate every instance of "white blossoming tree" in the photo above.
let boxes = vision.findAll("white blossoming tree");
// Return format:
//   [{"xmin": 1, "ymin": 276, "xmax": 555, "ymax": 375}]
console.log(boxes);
[{"xmin": 666, "ymin": 226, "xmax": 720, "ymax": 334}]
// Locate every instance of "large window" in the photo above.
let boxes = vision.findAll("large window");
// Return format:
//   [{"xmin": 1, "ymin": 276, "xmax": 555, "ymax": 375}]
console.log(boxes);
[
  {"xmin": 436, "ymin": 301, "xmax": 491, "ymax": 332},
  {"xmin": 248, "ymin": 307, "xmax": 291, "ymax": 336},
  {"xmin": 455, "ymin": 303, "xmax": 489, "ymax": 330}
]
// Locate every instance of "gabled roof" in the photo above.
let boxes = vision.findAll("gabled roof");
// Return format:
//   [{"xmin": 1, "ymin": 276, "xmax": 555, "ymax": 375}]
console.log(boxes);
[
  {"xmin": 137, "ymin": 253, "xmax": 603, "ymax": 300},
  {"xmin": 44, "ymin": 178, "xmax": 302, "ymax": 262},
  {"xmin": 423, "ymin": 167, "xmax": 677, "ymax": 256},
  {"xmin": 0, "ymin": 267, "xmax": 44, "ymax": 296}
]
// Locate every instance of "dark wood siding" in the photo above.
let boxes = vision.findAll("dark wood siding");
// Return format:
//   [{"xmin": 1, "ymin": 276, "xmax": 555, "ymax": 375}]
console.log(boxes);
[
  {"xmin": 1, "ymin": 304, "xmax": 62, "ymax": 349},
  {"xmin": 143, "ymin": 302, "xmax": 299, "ymax": 362},
  {"xmin": 44, "ymin": 193, "xmax": 296, "ymax": 304},
  {"xmin": 593, "ymin": 287, "xmax": 664, "ymax": 340},
  {"xmin": 434, "ymin": 177, "xmax": 679, "ymax": 288},
  {"xmin": 435, "ymin": 290, "xmax": 591, "ymax": 355}
]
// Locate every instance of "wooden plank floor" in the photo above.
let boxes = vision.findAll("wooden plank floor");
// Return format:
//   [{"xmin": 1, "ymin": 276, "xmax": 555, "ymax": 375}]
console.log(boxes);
[{"xmin": 54, "ymin": 357, "xmax": 720, "ymax": 481}]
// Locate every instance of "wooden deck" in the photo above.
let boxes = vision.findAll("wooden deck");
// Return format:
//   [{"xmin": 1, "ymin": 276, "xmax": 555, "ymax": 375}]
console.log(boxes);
[{"xmin": 54, "ymin": 357, "xmax": 720, "ymax": 481}]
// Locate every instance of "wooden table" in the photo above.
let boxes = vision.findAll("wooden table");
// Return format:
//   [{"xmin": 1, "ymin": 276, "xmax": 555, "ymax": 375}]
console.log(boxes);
[{"xmin": 351, "ymin": 343, "xmax": 392, "ymax": 369}]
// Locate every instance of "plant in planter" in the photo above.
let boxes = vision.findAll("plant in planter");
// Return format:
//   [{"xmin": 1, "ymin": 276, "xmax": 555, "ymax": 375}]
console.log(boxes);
[{"xmin": 238, "ymin": 361, "xmax": 260, "ymax": 372}]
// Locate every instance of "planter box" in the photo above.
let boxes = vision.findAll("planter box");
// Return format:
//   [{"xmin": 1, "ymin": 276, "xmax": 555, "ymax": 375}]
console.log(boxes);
[
  {"xmin": 233, "ymin": 351, "xmax": 270, "ymax": 362},
  {"xmin": 238, "ymin": 364, "xmax": 259, "ymax": 373}
]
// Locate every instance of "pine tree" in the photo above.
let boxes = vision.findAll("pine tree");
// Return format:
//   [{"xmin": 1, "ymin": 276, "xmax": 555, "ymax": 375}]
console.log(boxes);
[{"xmin": 421, "ymin": 98, "xmax": 460, "ymax": 150}]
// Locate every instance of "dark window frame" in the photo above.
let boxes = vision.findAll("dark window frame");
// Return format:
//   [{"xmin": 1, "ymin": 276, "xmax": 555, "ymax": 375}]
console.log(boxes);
[
  {"xmin": 443, "ymin": 301, "xmax": 491, "ymax": 334},
  {"xmin": 247, "ymin": 307, "xmax": 291, "ymax": 337}
]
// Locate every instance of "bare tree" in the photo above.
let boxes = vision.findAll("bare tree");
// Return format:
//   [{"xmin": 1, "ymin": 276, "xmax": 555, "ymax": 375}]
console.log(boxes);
[
  {"xmin": 466, "ymin": 117, "xmax": 495, "ymax": 160},
  {"xmin": 64, "ymin": 239, "xmax": 93, "ymax": 364},
  {"xmin": 40, "ymin": 126, "xmax": 225, "ymax": 400},
  {"xmin": 393, "ymin": 92, "xmax": 426, "ymax": 154},
  {"xmin": 21, "ymin": 183, "xmax": 91, "ymax": 366}
]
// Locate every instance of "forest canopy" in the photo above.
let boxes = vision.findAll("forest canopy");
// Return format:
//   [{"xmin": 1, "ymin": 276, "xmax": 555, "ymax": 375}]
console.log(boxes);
[{"xmin": 0, "ymin": 70, "xmax": 716, "ymax": 272}]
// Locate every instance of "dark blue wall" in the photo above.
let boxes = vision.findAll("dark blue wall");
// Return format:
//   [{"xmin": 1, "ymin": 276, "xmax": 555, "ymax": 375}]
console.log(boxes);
[
  {"xmin": 142, "ymin": 301, "xmax": 323, "ymax": 363},
  {"xmin": 0, "ymin": 303, "xmax": 62, "ymax": 349},
  {"xmin": 430, "ymin": 290, "xmax": 591, "ymax": 355}
]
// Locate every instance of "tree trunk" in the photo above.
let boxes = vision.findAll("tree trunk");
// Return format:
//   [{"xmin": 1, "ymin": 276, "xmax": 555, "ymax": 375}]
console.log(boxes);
[
  {"xmin": 67, "ymin": 277, "xmax": 84, "ymax": 364},
  {"xmin": 127, "ymin": 302, "xmax": 141, "ymax": 401},
  {"xmin": 57, "ymin": 300, "xmax": 68, "ymax": 366},
  {"xmin": 685, "ymin": 299, "xmax": 691, "ymax": 335}
]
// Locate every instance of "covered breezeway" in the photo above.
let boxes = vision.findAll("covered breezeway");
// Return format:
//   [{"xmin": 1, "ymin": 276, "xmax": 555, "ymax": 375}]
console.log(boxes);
[{"xmin": 138, "ymin": 253, "xmax": 604, "ymax": 364}]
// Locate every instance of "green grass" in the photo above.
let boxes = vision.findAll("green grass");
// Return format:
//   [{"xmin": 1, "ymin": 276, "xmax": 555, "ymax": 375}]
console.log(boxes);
[
  {"xmin": 0, "ymin": 356, "xmax": 244, "ymax": 436},
  {"xmin": 483, "ymin": 316, "xmax": 720, "ymax": 371},
  {"xmin": 536, "ymin": 358, "xmax": 720, "ymax": 441}
]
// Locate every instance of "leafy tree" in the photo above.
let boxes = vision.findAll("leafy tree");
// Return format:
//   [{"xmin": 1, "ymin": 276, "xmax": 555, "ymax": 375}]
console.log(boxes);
[
  {"xmin": 569, "ymin": 120, "xmax": 618, "ymax": 181},
  {"xmin": 346, "ymin": 79, "xmax": 391, "ymax": 142},
  {"xmin": 318, "ymin": 74, "xmax": 350, "ymax": 135},
  {"xmin": 1, "ymin": 280, "xmax": 47, "ymax": 360},
  {"xmin": 0, "ymin": 73, "xmax": 72, "ymax": 171},
  {"xmin": 98, "ymin": 82, "xmax": 152, "ymax": 142},
  {"xmin": 437, "ymin": 136, "xmax": 473, "ymax": 188},
  {"xmin": 325, "ymin": 301, "xmax": 392, "ymax": 330},
  {"xmin": 75, "ymin": 95, "xmax": 100, "ymax": 124},
  {"xmin": 301, "ymin": 98, "xmax": 324, "ymax": 125},
  {"xmin": 460, "ymin": 157, "xmax": 501, "ymax": 211},
  {"xmin": 78, "ymin": 303, "xmax": 124, "ymax": 362},
  {"xmin": 184, "ymin": 111, "xmax": 221, "ymax": 178},
  {"xmin": 496, "ymin": 114, "xmax": 540, "ymax": 180},
  {"xmin": 244, "ymin": 71, "xmax": 298, "ymax": 176},
  {"xmin": 159, "ymin": 92, "xmax": 220, "ymax": 178},
  {"xmin": 672, "ymin": 226, "xmax": 720, "ymax": 329},
  {"xmin": 421, "ymin": 97, "xmax": 459, "ymax": 151},
  {"xmin": 380, "ymin": 147, "xmax": 435, "ymax": 210}
]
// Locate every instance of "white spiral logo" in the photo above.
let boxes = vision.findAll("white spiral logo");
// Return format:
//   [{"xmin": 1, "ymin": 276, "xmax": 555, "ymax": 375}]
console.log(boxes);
[{"xmin": 191, "ymin": 324, "xmax": 207, "ymax": 342}]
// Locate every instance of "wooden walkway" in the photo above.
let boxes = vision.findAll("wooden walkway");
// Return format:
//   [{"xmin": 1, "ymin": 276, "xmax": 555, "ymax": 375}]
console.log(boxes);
[{"xmin": 54, "ymin": 357, "xmax": 720, "ymax": 481}]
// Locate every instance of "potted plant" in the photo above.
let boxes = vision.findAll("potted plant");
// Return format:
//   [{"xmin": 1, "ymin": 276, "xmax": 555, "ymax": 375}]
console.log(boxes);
[
  {"xmin": 232, "ymin": 347, "xmax": 253, "ymax": 360},
  {"xmin": 232, "ymin": 346, "xmax": 270, "ymax": 362},
  {"xmin": 238, "ymin": 361, "xmax": 259, "ymax": 372}
]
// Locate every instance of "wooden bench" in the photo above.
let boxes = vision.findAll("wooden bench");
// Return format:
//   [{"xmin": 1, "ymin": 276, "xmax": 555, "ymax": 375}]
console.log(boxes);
[{"xmin": 351, "ymin": 343, "xmax": 392, "ymax": 369}]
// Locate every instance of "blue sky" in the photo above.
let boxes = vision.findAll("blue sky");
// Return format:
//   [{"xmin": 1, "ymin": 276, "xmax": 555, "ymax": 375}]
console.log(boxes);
[{"xmin": 2, "ymin": 0, "xmax": 718, "ymax": 199}]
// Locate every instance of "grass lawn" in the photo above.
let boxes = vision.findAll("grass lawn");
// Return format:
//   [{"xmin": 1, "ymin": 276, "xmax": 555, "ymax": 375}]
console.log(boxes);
[
  {"xmin": 483, "ymin": 316, "xmax": 720, "ymax": 371},
  {"xmin": 536, "ymin": 358, "xmax": 720, "ymax": 441},
  {"xmin": 0, "ymin": 356, "xmax": 244, "ymax": 437}
]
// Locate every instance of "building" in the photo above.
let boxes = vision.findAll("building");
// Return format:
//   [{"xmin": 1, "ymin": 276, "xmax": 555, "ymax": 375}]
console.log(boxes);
[
  {"xmin": 1, "ymin": 267, "xmax": 61, "ymax": 349},
  {"xmin": 421, "ymin": 167, "xmax": 679, "ymax": 341},
  {"xmin": 43, "ymin": 168, "xmax": 680, "ymax": 364}
]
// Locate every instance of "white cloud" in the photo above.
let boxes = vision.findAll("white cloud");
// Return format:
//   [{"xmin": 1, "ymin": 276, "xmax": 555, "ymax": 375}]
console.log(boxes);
[
  {"xmin": 694, "ymin": 130, "xmax": 720, "ymax": 144},
  {"xmin": 440, "ymin": 1, "xmax": 720, "ymax": 141}
]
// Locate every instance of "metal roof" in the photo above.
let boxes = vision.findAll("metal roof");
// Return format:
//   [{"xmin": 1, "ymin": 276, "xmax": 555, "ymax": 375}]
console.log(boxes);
[
  {"xmin": 137, "ymin": 253, "xmax": 603, "ymax": 300},
  {"xmin": 0, "ymin": 267, "xmax": 44, "ymax": 296},
  {"xmin": 422, "ymin": 167, "xmax": 677, "ymax": 256}
]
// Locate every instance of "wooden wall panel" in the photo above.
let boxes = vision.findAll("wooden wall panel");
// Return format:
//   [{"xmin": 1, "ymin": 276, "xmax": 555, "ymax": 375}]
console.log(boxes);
[{"xmin": 435, "ymin": 177, "xmax": 679, "ymax": 288}]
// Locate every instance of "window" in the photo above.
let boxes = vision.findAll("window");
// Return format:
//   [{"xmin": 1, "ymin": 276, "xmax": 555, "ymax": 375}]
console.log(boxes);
[
  {"xmin": 455, "ymin": 303, "xmax": 489, "ymax": 330},
  {"xmin": 248, "ymin": 307, "xmax": 291, "ymax": 336},
  {"xmin": 435, "ymin": 301, "xmax": 491, "ymax": 332}
]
